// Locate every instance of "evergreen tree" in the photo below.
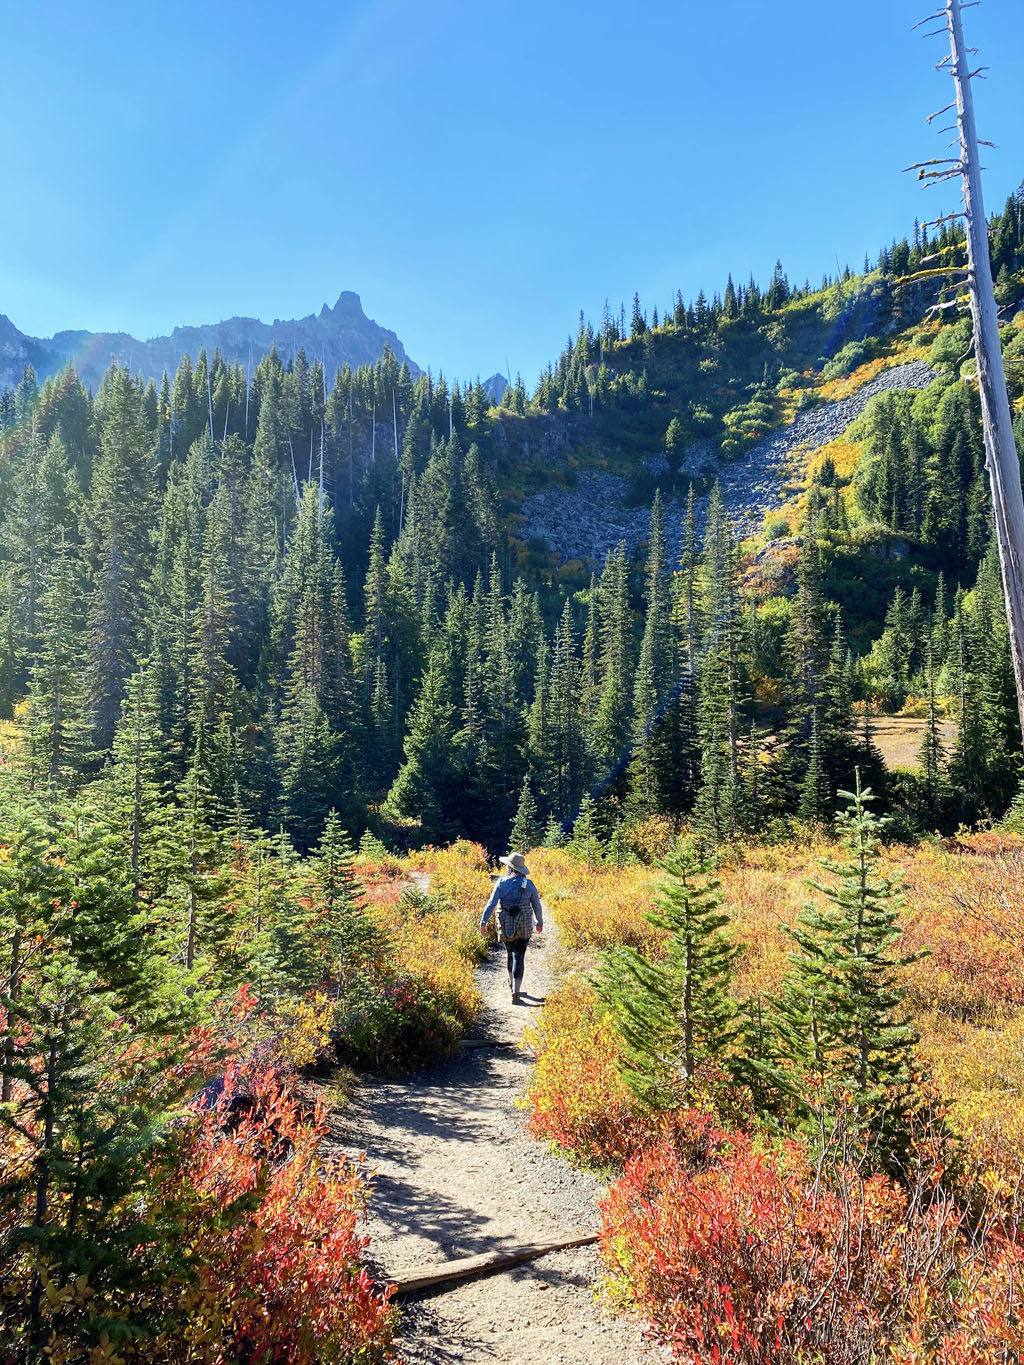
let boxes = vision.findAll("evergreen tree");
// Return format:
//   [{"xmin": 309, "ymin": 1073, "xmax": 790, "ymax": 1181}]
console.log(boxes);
[
  {"xmin": 693, "ymin": 486, "xmax": 743, "ymax": 843},
  {"xmin": 509, "ymin": 775, "xmax": 542, "ymax": 852},
  {"xmin": 382, "ymin": 648, "xmax": 463, "ymax": 842},
  {"xmin": 917, "ymin": 638, "xmax": 948, "ymax": 826},
  {"xmin": 596, "ymin": 850, "xmax": 740, "ymax": 1109},
  {"xmin": 549, "ymin": 600, "xmax": 587, "ymax": 820},
  {"xmin": 567, "ymin": 793, "xmax": 605, "ymax": 868},
  {"xmin": 22, "ymin": 536, "xmax": 90, "ymax": 797},
  {"xmin": 313, "ymin": 810, "xmax": 382, "ymax": 1001},
  {"xmin": 168, "ymin": 721, "xmax": 233, "ymax": 990},
  {"xmin": 771, "ymin": 777, "xmax": 921, "ymax": 1165},
  {"xmin": 103, "ymin": 665, "xmax": 172, "ymax": 903},
  {"xmin": 0, "ymin": 804, "xmax": 193, "ymax": 1351},
  {"xmin": 628, "ymin": 493, "xmax": 675, "ymax": 816},
  {"xmin": 84, "ymin": 366, "xmax": 157, "ymax": 748},
  {"xmin": 591, "ymin": 545, "xmax": 633, "ymax": 785}
]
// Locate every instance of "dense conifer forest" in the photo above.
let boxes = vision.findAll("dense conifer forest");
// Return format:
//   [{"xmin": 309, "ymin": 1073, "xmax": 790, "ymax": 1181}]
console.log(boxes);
[
  {"xmin": 2, "ymin": 182, "xmax": 1024, "ymax": 1360},
  {"xmin": 2, "ymin": 193, "xmax": 1022, "ymax": 853}
]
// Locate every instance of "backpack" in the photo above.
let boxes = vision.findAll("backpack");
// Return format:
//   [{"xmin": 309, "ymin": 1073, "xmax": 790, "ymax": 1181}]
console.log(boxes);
[{"xmin": 496, "ymin": 875, "xmax": 533, "ymax": 944}]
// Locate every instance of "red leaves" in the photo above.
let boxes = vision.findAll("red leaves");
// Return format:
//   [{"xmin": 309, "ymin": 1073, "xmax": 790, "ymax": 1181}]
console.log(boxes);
[
  {"xmin": 600, "ymin": 1112, "xmax": 1023, "ymax": 1365},
  {"xmin": 170, "ymin": 1065, "xmax": 395, "ymax": 1362}
]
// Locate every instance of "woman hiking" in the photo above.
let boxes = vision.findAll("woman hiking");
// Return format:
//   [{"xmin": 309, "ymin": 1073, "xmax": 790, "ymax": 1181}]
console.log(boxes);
[{"xmin": 479, "ymin": 852, "xmax": 543, "ymax": 1003}]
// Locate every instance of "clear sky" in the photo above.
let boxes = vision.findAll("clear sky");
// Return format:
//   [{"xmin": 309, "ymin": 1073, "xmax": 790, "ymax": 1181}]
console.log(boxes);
[{"xmin": 2, "ymin": 0, "xmax": 1023, "ymax": 386}]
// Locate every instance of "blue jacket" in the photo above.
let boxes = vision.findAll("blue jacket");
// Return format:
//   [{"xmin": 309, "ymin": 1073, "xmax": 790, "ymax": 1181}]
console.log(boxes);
[{"xmin": 480, "ymin": 874, "xmax": 543, "ymax": 930}]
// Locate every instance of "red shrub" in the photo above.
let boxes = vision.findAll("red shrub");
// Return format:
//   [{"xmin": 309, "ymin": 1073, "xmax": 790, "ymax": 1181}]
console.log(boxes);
[
  {"xmin": 600, "ymin": 1113, "xmax": 1023, "ymax": 1365},
  {"xmin": 175, "ymin": 1066, "xmax": 395, "ymax": 1363}
]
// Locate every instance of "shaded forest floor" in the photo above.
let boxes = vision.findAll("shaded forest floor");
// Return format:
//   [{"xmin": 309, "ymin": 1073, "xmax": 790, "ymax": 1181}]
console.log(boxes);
[{"xmin": 333, "ymin": 909, "xmax": 654, "ymax": 1364}]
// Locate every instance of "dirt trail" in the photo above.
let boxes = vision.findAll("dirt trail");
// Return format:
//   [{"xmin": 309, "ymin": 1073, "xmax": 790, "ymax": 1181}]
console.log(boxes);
[{"xmin": 338, "ymin": 898, "xmax": 654, "ymax": 1364}]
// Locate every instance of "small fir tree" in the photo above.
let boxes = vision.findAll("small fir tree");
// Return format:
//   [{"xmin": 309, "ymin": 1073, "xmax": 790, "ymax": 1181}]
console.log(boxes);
[
  {"xmin": 596, "ymin": 850, "xmax": 741, "ymax": 1110},
  {"xmin": 771, "ymin": 775, "xmax": 922, "ymax": 1167},
  {"xmin": 313, "ymin": 809, "xmax": 381, "ymax": 999},
  {"xmin": 509, "ymin": 775, "xmax": 542, "ymax": 853},
  {"xmin": 567, "ymin": 794, "xmax": 605, "ymax": 867}
]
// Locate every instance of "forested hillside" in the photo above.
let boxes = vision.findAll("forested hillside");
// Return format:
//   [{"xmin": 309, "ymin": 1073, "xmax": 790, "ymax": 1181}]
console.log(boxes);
[
  {"xmin": 2, "ymin": 189, "xmax": 1022, "ymax": 857},
  {"xmin": 2, "ymin": 157, "xmax": 1024, "ymax": 1361}
]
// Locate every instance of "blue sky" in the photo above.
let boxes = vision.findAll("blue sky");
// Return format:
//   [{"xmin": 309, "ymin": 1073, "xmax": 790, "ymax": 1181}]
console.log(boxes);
[{"xmin": 2, "ymin": 0, "xmax": 1023, "ymax": 386}]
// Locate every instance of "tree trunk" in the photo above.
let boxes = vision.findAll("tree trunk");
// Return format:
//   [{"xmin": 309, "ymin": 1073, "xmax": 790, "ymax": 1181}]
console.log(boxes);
[
  {"xmin": 947, "ymin": 0, "xmax": 1024, "ymax": 754},
  {"xmin": 1, "ymin": 926, "xmax": 22, "ymax": 1104}
]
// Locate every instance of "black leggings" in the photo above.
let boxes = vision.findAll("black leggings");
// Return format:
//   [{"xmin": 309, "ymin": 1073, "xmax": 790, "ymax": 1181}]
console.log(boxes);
[{"xmin": 505, "ymin": 940, "xmax": 528, "ymax": 982}]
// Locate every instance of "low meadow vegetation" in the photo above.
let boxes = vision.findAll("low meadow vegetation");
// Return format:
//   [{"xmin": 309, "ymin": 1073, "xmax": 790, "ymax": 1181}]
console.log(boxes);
[
  {"xmin": 523, "ymin": 810, "xmax": 1024, "ymax": 1363},
  {"xmin": 0, "ymin": 805, "xmax": 486, "ymax": 1362}
]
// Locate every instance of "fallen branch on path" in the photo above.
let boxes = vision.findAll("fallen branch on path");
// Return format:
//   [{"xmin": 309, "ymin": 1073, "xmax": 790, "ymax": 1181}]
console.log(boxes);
[{"xmin": 388, "ymin": 1233, "xmax": 600, "ymax": 1297}]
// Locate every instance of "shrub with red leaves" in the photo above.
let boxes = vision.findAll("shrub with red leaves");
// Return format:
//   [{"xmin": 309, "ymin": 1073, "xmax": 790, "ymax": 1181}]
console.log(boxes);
[
  {"xmin": 168, "ymin": 1065, "xmax": 395, "ymax": 1364},
  {"xmin": 600, "ymin": 1111, "xmax": 1024, "ymax": 1365}
]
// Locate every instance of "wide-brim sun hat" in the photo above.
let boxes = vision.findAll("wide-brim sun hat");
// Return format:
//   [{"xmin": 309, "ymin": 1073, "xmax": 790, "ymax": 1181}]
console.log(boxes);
[{"xmin": 500, "ymin": 852, "xmax": 529, "ymax": 875}]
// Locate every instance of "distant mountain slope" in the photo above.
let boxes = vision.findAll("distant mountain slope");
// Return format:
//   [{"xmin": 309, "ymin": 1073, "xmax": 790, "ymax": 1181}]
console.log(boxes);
[
  {"xmin": 521, "ymin": 360, "xmax": 939, "ymax": 565},
  {"xmin": 0, "ymin": 290, "xmax": 418, "ymax": 390}
]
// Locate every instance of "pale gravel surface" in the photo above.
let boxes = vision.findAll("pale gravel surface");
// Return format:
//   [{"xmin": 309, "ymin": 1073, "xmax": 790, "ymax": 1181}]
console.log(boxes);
[{"xmin": 334, "ymin": 907, "xmax": 657, "ymax": 1365}]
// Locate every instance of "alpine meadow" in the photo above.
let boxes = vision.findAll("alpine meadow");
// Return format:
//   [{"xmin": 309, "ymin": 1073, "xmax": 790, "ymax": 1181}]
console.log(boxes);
[{"xmin": 3, "ymin": 1, "xmax": 1024, "ymax": 1362}]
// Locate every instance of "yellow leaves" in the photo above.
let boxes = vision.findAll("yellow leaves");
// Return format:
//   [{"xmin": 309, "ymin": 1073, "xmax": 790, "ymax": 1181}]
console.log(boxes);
[
  {"xmin": 528, "ymin": 849, "xmax": 663, "ymax": 954},
  {"xmin": 275, "ymin": 994, "xmax": 335, "ymax": 1069}
]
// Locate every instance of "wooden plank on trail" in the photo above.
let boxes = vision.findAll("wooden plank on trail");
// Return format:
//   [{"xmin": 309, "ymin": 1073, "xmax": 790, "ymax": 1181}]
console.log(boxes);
[{"xmin": 389, "ymin": 1233, "xmax": 600, "ymax": 1296}]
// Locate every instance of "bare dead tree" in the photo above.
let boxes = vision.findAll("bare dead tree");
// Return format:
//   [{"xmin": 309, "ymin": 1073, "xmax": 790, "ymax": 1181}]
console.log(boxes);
[{"xmin": 912, "ymin": 0, "xmax": 1024, "ymax": 755}]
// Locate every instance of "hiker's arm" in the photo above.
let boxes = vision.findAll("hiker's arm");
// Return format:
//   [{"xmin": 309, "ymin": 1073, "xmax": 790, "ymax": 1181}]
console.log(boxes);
[
  {"xmin": 479, "ymin": 883, "xmax": 500, "ymax": 931},
  {"xmin": 530, "ymin": 883, "xmax": 543, "ymax": 930}
]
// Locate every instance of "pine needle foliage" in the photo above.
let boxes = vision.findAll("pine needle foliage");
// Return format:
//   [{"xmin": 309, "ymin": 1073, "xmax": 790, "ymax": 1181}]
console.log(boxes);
[
  {"xmin": 595, "ymin": 849, "xmax": 741, "ymax": 1111},
  {"xmin": 508, "ymin": 775, "xmax": 542, "ymax": 853},
  {"xmin": 771, "ymin": 774, "xmax": 922, "ymax": 1166}
]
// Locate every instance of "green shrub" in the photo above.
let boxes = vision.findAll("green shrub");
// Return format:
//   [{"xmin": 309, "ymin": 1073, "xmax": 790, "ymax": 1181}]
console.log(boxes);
[{"xmin": 821, "ymin": 339, "xmax": 869, "ymax": 381}]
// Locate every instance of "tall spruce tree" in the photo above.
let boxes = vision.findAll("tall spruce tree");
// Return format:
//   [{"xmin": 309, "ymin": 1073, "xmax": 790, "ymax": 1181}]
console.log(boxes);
[
  {"xmin": 84, "ymin": 366, "xmax": 157, "ymax": 749},
  {"xmin": 693, "ymin": 486, "xmax": 743, "ymax": 843},
  {"xmin": 628, "ymin": 493, "xmax": 674, "ymax": 817},
  {"xmin": 22, "ymin": 535, "xmax": 90, "ymax": 798}
]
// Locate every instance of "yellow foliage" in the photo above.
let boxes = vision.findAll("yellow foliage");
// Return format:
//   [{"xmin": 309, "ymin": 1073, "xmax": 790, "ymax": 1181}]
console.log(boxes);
[
  {"xmin": 526, "ymin": 849, "xmax": 664, "ymax": 953},
  {"xmin": 274, "ymin": 994, "xmax": 335, "ymax": 1069},
  {"xmin": 527, "ymin": 833, "xmax": 1024, "ymax": 1188},
  {"xmin": 807, "ymin": 437, "xmax": 862, "ymax": 482},
  {"xmin": 365, "ymin": 842, "xmax": 490, "ymax": 1024},
  {"xmin": 523, "ymin": 978, "xmax": 649, "ymax": 1166}
]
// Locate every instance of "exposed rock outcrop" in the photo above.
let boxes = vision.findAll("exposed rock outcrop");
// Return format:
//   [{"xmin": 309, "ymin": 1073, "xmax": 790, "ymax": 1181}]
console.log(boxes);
[
  {"xmin": 0, "ymin": 291, "xmax": 418, "ymax": 391},
  {"xmin": 520, "ymin": 360, "xmax": 938, "ymax": 565}
]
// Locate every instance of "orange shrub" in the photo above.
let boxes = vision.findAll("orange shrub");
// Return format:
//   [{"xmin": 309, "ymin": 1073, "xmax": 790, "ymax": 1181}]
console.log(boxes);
[
  {"xmin": 900, "ymin": 840, "xmax": 1024, "ymax": 1021},
  {"xmin": 523, "ymin": 979, "xmax": 651, "ymax": 1167},
  {"xmin": 366, "ymin": 843, "xmax": 488, "ymax": 1034},
  {"xmin": 176, "ymin": 1066, "xmax": 395, "ymax": 1363},
  {"xmin": 3, "ymin": 1063, "xmax": 395, "ymax": 1364}
]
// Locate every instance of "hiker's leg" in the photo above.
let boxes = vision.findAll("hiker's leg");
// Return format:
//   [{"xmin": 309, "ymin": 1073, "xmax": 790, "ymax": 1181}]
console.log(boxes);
[
  {"xmin": 512, "ymin": 942, "xmax": 527, "ymax": 996},
  {"xmin": 505, "ymin": 944, "xmax": 515, "ymax": 992}
]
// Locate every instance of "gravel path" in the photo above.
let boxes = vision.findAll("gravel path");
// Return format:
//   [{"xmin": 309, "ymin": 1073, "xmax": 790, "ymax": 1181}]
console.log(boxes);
[
  {"xmin": 337, "ymin": 912, "xmax": 655, "ymax": 1365},
  {"xmin": 522, "ymin": 359, "xmax": 938, "ymax": 564}
]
